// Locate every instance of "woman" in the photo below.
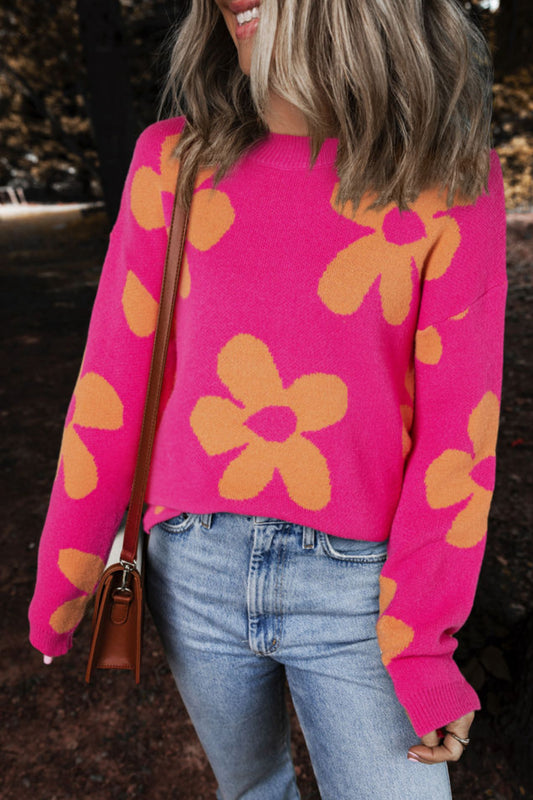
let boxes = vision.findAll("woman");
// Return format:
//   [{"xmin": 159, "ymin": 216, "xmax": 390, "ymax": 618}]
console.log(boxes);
[{"xmin": 29, "ymin": 1, "xmax": 507, "ymax": 797}]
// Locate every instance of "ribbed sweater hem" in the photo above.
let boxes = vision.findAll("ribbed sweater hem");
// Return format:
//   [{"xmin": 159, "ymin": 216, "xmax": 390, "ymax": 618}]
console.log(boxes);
[
  {"xmin": 397, "ymin": 679, "xmax": 480, "ymax": 737},
  {"xmin": 29, "ymin": 625, "xmax": 73, "ymax": 658}
]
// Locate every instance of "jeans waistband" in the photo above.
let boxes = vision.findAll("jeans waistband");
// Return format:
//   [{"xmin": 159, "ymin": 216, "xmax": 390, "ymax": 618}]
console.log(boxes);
[
  {"xmin": 252, "ymin": 516, "xmax": 316, "ymax": 549},
  {"xmin": 201, "ymin": 513, "xmax": 317, "ymax": 549}
]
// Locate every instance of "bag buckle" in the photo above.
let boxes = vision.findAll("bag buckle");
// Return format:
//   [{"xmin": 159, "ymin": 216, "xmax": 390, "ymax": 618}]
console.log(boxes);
[{"xmin": 118, "ymin": 559, "xmax": 136, "ymax": 592}]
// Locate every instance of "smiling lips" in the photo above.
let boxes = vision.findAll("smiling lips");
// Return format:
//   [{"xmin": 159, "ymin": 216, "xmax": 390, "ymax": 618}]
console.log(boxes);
[
  {"xmin": 236, "ymin": 6, "xmax": 260, "ymax": 25},
  {"xmin": 228, "ymin": 0, "xmax": 261, "ymax": 39}
]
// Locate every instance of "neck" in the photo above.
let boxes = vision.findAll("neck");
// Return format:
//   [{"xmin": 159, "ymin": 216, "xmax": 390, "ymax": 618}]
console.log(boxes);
[
  {"xmin": 264, "ymin": 92, "xmax": 339, "ymax": 138},
  {"xmin": 264, "ymin": 92, "xmax": 309, "ymax": 135}
]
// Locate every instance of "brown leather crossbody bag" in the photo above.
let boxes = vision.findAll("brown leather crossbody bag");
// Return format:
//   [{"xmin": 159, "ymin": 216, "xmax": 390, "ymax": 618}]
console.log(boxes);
[{"xmin": 85, "ymin": 164, "xmax": 193, "ymax": 683}]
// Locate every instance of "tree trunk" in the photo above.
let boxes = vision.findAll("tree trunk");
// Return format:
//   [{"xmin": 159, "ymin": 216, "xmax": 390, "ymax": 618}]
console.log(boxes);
[
  {"xmin": 493, "ymin": 0, "xmax": 533, "ymax": 76},
  {"xmin": 75, "ymin": 0, "xmax": 138, "ymax": 225}
]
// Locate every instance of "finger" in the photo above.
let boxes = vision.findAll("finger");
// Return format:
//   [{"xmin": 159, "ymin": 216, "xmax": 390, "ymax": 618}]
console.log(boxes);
[
  {"xmin": 408, "ymin": 712, "xmax": 475, "ymax": 764},
  {"xmin": 407, "ymin": 728, "xmax": 439, "ymax": 763},
  {"xmin": 409, "ymin": 737, "xmax": 464, "ymax": 763},
  {"xmin": 421, "ymin": 730, "xmax": 441, "ymax": 747},
  {"xmin": 43, "ymin": 655, "xmax": 54, "ymax": 665},
  {"xmin": 445, "ymin": 712, "xmax": 475, "ymax": 741}
]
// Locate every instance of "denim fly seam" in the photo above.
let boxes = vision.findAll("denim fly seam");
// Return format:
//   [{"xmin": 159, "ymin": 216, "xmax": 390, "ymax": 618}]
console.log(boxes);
[{"xmin": 247, "ymin": 519, "xmax": 292, "ymax": 656}]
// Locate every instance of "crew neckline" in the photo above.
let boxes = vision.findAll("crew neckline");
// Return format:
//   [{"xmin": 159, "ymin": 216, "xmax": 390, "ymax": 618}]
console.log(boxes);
[{"xmin": 246, "ymin": 130, "xmax": 339, "ymax": 170}]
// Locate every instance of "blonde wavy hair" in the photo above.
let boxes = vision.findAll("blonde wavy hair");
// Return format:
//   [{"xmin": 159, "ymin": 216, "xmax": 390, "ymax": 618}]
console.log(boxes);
[{"xmin": 156, "ymin": 0, "xmax": 493, "ymax": 212}]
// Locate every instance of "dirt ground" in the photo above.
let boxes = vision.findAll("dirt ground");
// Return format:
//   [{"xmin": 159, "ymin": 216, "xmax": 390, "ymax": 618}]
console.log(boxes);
[{"xmin": 0, "ymin": 193, "xmax": 531, "ymax": 800}]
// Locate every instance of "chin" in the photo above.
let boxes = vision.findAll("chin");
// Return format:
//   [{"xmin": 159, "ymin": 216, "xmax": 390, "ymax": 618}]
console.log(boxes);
[{"xmin": 237, "ymin": 54, "xmax": 252, "ymax": 75}]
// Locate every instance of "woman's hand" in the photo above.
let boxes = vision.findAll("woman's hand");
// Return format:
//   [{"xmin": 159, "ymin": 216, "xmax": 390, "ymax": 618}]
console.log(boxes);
[
  {"xmin": 43, "ymin": 655, "xmax": 54, "ymax": 665},
  {"xmin": 408, "ymin": 711, "xmax": 475, "ymax": 764}
]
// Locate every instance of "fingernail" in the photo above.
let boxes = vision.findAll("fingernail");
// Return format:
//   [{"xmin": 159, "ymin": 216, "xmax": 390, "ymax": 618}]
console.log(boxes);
[{"xmin": 408, "ymin": 752, "xmax": 422, "ymax": 762}]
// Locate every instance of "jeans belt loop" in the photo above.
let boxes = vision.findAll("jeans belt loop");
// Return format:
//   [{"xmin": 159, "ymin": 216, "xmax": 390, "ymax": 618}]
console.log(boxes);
[
  {"xmin": 201, "ymin": 513, "xmax": 213, "ymax": 529},
  {"xmin": 302, "ymin": 526, "xmax": 316, "ymax": 550}
]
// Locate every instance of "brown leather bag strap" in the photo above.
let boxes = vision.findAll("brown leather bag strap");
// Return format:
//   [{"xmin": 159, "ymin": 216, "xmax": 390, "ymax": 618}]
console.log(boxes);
[{"xmin": 119, "ymin": 164, "xmax": 192, "ymax": 565}]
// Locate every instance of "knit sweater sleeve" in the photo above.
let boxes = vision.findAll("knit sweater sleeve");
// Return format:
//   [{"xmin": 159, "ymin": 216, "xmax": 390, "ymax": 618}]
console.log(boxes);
[
  {"xmin": 28, "ymin": 117, "xmax": 184, "ymax": 657},
  {"xmin": 376, "ymin": 150, "xmax": 508, "ymax": 736}
]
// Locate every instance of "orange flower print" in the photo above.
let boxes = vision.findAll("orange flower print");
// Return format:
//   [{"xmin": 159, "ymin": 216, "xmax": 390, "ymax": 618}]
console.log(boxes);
[
  {"xmin": 178, "ymin": 256, "xmax": 192, "ymax": 300},
  {"xmin": 178, "ymin": 185, "xmax": 236, "ymax": 299},
  {"xmin": 130, "ymin": 133, "xmax": 183, "ymax": 231},
  {"xmin": 415, "ymin": 325, "xmax": 443, "ymax": 366},
  {"xmin": 415, "ymin": 306, "xmax": 470, "ymax": 366},
  {"xmin": 425, "ymin": 391, "xmax": 500, "ymax": 548},
  {"xmin": 400, "ymin": 363, "xmax": 415, "ymax": 459},
  {"xmin": 376, "ymin": 576, "xmax": 415, "ymax": 666},
  {"xmin": 49, "ymin": 548, "xmax": 105, "ymax": 634},
  {"xmin": 190, "ymin": 334, "xmax": 348, "ymax": 511},
  {"xmin": 58, "ymin": 372, "xmax": 123, "ymax": 500},
  {"xmin": 121, "ymin": 270, "xmax": 159, "ymax": 337},
  {"xmin": 130, "ymin": 131, "xmax": 218, "ymax": 231},
  {"xmin": 318, "ymin": 186, "xmax": 465, "ymax": 325},
  {"xmin": 450, "ymin": 308, "xmax": 470, "ymax": 321},
  {"xmin": 123, "ymin": 135, "xmax": 235, "ymax": 334}
]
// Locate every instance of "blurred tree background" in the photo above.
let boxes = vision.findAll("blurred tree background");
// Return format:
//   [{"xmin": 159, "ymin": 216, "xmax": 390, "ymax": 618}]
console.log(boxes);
[
  {"xmin": 0, "ymin": 0, "xmax": 187, "ymax": 217},
  {"xmin": 0, "ymin": 0, "xmax": 532, "ymax": 219}
]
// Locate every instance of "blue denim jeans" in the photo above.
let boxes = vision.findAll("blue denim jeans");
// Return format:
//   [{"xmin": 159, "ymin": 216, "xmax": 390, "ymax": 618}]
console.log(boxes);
[{"xmin": 146, "ymin": 511, "xmax": 452, "ymax": 800}]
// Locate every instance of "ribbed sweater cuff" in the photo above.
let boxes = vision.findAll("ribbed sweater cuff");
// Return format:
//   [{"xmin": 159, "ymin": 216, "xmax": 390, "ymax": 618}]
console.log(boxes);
[
  {"xmin": 29, "ymin": 625, "xmax": 73, "ymax": 658},
  {"xmin": 398, "ymin": 678, "xmax": 480, "ymax": 736}
]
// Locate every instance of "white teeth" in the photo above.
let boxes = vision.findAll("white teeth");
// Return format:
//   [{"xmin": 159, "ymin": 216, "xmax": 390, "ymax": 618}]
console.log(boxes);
[{"xmin": 236, "ymin": 6, "xmax": 260, "ymax": 25}]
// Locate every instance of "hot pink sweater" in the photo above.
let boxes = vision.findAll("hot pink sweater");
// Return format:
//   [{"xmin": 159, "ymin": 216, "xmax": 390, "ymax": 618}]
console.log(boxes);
[{"xmin": 28, "ymin": 115, "xmax": 507, "ymax": 736}]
